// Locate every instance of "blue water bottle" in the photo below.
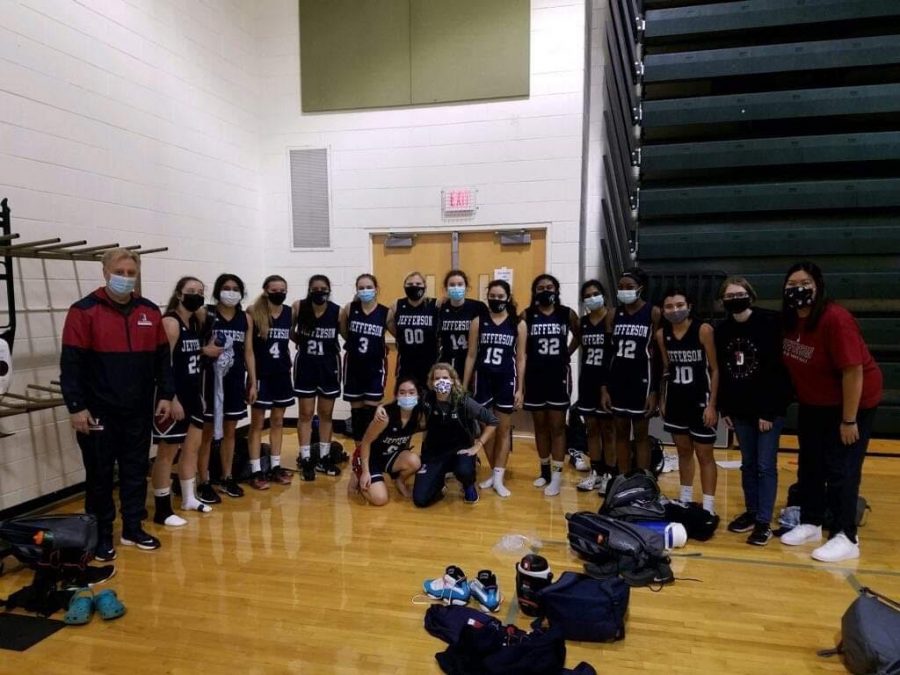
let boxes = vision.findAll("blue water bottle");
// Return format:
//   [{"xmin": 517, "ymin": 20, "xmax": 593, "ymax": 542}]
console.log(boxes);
[{"xmin": 632, "ymin": 520, "xmax": 688, "ymax": 549}]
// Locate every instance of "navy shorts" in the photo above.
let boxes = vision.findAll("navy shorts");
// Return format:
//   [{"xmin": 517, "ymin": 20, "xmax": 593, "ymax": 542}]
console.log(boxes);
[
  {"xmin": 396, "ymin": 353, "xmax": 433, "ymax": 391},
  {"xmin": 293, "ymin": 355, "xmax": 341, "ymax": 399},
  {"xmin": 253, "ymin": 370, "xmax": 294, "ymax": 410},
  {"xmin": 474, "ymin": 368, "xmax": 516, "ymax": 414},
  {"xmin": 574, "ymin": 370, "xmax": 611, "ymax": 417},
  {"xmin": 368, "ymin": 449, "xmax": 404, "ymax": 483},
  {"xmin": 343, "ymin": 357, "xmax": 386, "ymax": 403},
  {"xmin": 664, "ymin": 401, "xmax": 716, "ymax": 443},
  {"xmin": 152, "ymin": 394, "xmax": 204, "ymax": 444},
  {"xmin": 201, "ymin": 368, "xmax": 248, "ymax": 421},
  {"xmin": 523, "ymin": 366, "xmax": 571, "ymax": 411}
]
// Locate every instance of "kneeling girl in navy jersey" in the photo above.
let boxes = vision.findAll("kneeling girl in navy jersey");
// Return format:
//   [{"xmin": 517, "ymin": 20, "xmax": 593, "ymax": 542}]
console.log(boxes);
[
  {"xmin": 462, "ymin": 280, "xmax": 526, "ymax": 498},
  {"xmin": 247, "ymin": 275, "xmax": 295, "ymax": 490},
  {"xmin": 353, "ymin": 376, "xmax": 423, "ymax": 506},
  {"xmin": 340, "ymin": 273, "xmax": 389, "ymax": 454},
  {"xmin": 292, "ymin": 275, "xmax": 343, "ymax": 481},
  {"xmin": 656, "ymin": 288, "xmax": 720, "ymax": 514},
  {"xmin": 522, "ymin": 274, "xmax": 580, "ymax": 497},
  {"xmin": 151, "ymin": 277, "xmax": 216, "ymax": 525}
]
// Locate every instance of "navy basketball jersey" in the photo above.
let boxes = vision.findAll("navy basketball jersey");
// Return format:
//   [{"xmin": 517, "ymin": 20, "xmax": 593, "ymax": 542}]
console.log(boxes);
[
  {"xmin": 477, "ymin": 314, "xmax": 518, "ymax": 374},
  {"xmin": 254, "ymin": 306, "xmax": 292, "ymax": 378},
  {"xmin": 394, "ymin": 298, "xmax": 438, "ymax": 363},
  {"xmin": 579, "ymin": 314, "xmax": 610, "ymax": 381},
  {"xmin": 608, "ymin": 302, "xmax": 653, "ymax": 384},
  {"xmin": 370, "ymin": 402, "xmax": 420, "ymax": 458},
  {"xmin": 346, "ymin": 301, "xmax": 388, "ymax": 362},
  {"xmin": 438, "ymin": 299, "xmax": 485, "ymax": 371},
  {"xmin": 663, "ymin": 319, "xmax": 710, "ymax": 408},
  {"xmin": 208, "ymin": 305, "xmax": 248, "ymax": 371},
  {"xmin": 295, "ymin": 301, "xmax": 341, "ymax": 362},
  {"xmin": 525, "ymin": 305, "xmax": 572, "ymax": 369},
  {"xmin": 167, "ymin": 311, "xmax": 202, "ymax": 399}
]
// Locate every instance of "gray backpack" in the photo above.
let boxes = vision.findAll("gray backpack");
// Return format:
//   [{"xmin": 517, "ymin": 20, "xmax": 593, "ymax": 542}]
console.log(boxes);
[{"xmin": 819, "ymin": 587, "xmax": 900, "ymax": 674}]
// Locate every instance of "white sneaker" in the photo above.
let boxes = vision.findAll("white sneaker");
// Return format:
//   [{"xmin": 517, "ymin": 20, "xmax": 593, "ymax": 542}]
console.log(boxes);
[
  {"xmin": 780, "ymin": 523, "xmax": 823, "ymax": 546},
  {"xmin": 576, "ymin": 471, "xmax": 601, "ymax": 492},
  {"xmin": 662, "ymin": 454, "xmax": 679, "ymax": 473},
  {"xmin": 533, "ymin": 476, "xmax": 548, "ymax": 488},
  {"xmin": 597, "ymin": 472, "xmax": 611, "ymax": 495},
  {"xmin": 571, "ymin": 451, "xmax": 590, "ymax": 472},
  {"xmin": 812, "ymin": 532, "xmax": 859, "ymax": 563}
]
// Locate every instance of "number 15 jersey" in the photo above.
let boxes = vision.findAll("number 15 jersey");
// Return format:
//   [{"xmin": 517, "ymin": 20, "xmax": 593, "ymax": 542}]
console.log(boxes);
[{"xmin": 607, "ymin": 302, "xmax": 654, "ymax": 416}]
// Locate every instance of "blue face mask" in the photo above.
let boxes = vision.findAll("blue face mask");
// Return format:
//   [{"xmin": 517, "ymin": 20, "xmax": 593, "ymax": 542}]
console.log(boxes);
[
  {"xmin": 397, "ymin": 395, "xmax": 418, "ymax": 410},
  {"xmin": 584, "ymin": 295, "xmax": 605, "ymax": 311},
  {"xmin": 448, "ymin": 286, "xmax": 466, "ymax": 302},
  {"xmin": 357, "ymin": 288, "xmax": 376, "ymax": 303},
  {"xmin": 107, "ymin": 274, "xmax": 136, "ymax": 295}
]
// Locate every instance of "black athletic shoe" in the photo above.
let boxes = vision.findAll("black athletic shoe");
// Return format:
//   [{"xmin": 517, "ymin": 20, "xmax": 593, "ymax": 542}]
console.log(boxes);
[
  {"xmin": 120, "ymin": 528, "xmax": 161, "ymax": 551},
  {"xmin": 727, "ymin": 511, "xmax": 757, "ymax": 534},
  {"xmin": 300, "ymin": 457, "xmax": 316, "ymax": 481},
  {"xmin": 747, "ymin": 523, "xmax": 773, "ymax": 547},
  {"xmin": 94, "ymin": 536, "xmax": 117, "ymax": 562},
  {"xmin": 197, "ymin": 481, "xmax": 222, "ymax": 504},
  {"xmin": 315, "ymin": 457, "xmax": 341, "ymax": 477},
  {"xmin": 220, "ymin": 476, "xmax": 244, "ymax": 498},
  {"xmin": 65, "ymin": 564, "xmax": 117, "ymax": 589}
]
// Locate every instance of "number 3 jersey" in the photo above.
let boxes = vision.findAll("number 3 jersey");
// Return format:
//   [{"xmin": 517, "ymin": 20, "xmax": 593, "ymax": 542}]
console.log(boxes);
[
  {"xmin": 346, "ymin": 301, "xmax": 389, "ymax": 366},
  {"xmin": 253, "ymin": 306, "xmax": 293, "ymax": 379},
  {"xmin": 607, "ymin": 302, "xmax": 654, "ymax": 414},
  {"xmin": 663, "ymin": 318, "xmax": 711, "ymax": 410}
]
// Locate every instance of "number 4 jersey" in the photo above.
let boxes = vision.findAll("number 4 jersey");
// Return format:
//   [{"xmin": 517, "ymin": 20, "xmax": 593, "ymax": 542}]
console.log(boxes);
[
  {"xmin": 253, "ymin": 305, "xmax": 293, "ymax": 379},
  {"xmin": 607, "ymin": 302, "xmax": 654, "ymax": 416}
]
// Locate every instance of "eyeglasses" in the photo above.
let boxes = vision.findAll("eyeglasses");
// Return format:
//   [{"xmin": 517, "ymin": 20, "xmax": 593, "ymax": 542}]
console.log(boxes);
[
  {"xmin": 785, "ymin": 279, "xmax": 815, "ymax": 289},
  {"xmin": 722, "ymin": 292, "xmax": 750, "ymax": 300}
]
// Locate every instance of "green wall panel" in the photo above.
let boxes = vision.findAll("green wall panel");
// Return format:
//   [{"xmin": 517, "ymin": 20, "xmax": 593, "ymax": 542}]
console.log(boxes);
[
  {"xmin": 410, "ymin": 0, "xmax": 530, "ymax": 104},
  {"xmin": 299, "ymin": 0, "xmax": 411, "ymax": 112}
]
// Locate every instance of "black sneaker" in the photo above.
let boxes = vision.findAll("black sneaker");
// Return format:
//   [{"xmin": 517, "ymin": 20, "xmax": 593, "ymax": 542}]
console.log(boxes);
[
  {"xmin": 315, "ymin": 457, "xmax": 341, "ymax": 477},
  {"xmin": 220, "ymin": 476, "xmax": 244, "ymax": 498},
  {"xmin": 747, "ymin": 523, "xmax": 773, "ymax": 546},
  {"xmin": 121, "ymin": 528, "xmax": 161, "ymax": 551},
  {"xmin": 727, "ymin": 511, "xmax": 757, "ymax": 533},
  {"xmin": 197, "ymin": 481, "xmax": 222, "ymax": 504},
  {"xmin": 299, "ymin": 457, "xmax": 316, "ymax": 481},
  {"xmin": 94, "ymin": 535, "xmax": 117, "ymax": 562},
  {"xmin": 65, "ymin": 564, "xmax": 117, "ymax": 589}
]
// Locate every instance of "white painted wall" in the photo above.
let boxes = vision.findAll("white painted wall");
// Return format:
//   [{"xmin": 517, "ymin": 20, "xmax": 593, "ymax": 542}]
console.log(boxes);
[{"xmin": 0, "ymin": 0, "xmax": 262, "ymax": 509}]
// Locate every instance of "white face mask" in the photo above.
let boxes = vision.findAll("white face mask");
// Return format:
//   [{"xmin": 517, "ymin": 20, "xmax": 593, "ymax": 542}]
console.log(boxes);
[
  {"xmin": 219, "ymin": 290, "xmax": 242, "ymax": 307},
  {"xmin": 583, "ymin": 295, "xmax": 605, "ymax": 311},
  {"xmin": 617, "ymin": 289, "xmax": 639, "ymax": 305},
  {"xmin": 434, "ymin": 378, "xmax": 453, "ymax": 395}
]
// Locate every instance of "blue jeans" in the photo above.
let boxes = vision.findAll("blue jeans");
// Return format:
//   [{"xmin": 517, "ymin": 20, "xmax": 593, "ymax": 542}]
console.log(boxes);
[{"xmin": 733, "ymin": 417, "xmax": 784, "ymax": 524}]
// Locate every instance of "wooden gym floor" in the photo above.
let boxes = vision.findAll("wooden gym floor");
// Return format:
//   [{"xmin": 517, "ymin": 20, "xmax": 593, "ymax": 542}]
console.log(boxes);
[{"xmin": 2, "ymin": 433, "xmax": 899, "ymax": 674}]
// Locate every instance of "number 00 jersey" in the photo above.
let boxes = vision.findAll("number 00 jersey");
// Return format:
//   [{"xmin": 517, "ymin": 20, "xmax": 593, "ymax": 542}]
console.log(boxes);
[
  {"xmin": 607, "ymin": 302, "xmax": 654, "ymax": 416},
  {"xmin": 394, "ymin": 297, "xmax": 438, "ymax": 381},
  {"xmin": 253, "ymin": 306, "xmax": 292, "ymax": 379}
]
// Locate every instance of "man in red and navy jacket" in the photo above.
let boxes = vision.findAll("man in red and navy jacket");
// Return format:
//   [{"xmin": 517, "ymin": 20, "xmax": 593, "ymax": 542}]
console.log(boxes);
[{"xmin": 60, "ymin": 248, "xmax": 176, "ymax": 559}]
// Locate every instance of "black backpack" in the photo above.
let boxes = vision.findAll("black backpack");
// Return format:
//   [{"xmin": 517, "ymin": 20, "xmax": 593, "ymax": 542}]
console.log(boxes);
[
  {"xmin": 534, "ymin": 571, "xmax": 629, "ymax": 642},
  {"xmin": 566, "ymin": 512, "xmax": 674, "ymax": 587},
  {"xmin": 664, "ymin": 501, "xmax": 720, "ymax": 541},
  {"xmin": 819, "ymin": 587, "xmax": 900, "ymax": 674},
  {"xmin": 599, "ymin": 470, "xmax": 666, "ymax": 521}
]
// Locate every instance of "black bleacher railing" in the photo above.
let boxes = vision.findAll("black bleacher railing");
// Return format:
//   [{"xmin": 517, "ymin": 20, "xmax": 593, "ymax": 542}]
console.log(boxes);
[{"xmin": 600, "ymin": 0, "xmax": 900, "ymax": 436}]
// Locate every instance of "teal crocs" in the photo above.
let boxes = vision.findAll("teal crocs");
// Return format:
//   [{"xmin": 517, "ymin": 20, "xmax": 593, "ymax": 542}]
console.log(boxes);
[
  {"xmin": 94, "ymin": 589, "xmax": 126, "ymax": 620},
  {"xmin": 63, "ymin": 587, "xmax": 94, "ymax": 625}
]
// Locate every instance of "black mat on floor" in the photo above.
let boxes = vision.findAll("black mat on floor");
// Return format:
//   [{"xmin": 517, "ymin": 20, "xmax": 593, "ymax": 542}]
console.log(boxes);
[{"xmin": 0, "ymin": 612, "xmax": 66, "ymax": 651}]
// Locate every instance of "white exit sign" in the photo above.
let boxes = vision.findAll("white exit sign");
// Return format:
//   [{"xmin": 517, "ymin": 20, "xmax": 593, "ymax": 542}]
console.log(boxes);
[{"xmin": 442, "ymin": 188, "xmax": 477, "ymax": 216}]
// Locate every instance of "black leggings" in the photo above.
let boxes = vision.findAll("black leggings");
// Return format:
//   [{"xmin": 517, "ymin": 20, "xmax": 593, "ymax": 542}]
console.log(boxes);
[
  {"xmin": 796, "ymin": 405, "xmax": 876, "ymax": 541},
  {"xmin": 412, "ymin": 452, "xmax": 476, "ymax": 508}
]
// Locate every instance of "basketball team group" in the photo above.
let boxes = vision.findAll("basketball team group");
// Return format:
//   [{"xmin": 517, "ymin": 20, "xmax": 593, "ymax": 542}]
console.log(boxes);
[{"xmin": 59, "ymin": 249, "xmax": 882, "ymax": 565}]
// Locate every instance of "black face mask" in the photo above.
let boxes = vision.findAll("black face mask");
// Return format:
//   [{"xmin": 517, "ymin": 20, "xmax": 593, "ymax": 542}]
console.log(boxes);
[
  {"xmin": 488, "ymin": 299, "xmax": 508, "ymax": 314},
  {"xmin": 404, "ymin": 285, "xmax": 425, "ymax": 301},
  {"xmin": 784, "ymin": 286, "xmax": 814, "ymax": 309},
  {"xmin": 723, "ymin": 297, "xmax": 752, "ymax": 315},
  {"xmin": 267, "ymin": 292, "xmax": 287, "ymax": 306},
  {"xmin": 310, "ymin": 290, "xmax": 329, "ymax": 305},
  {"xmin": 181, "ymin": 294, "xmax": 205, "ymax": 313},
  {"xmin": 535, "ymin": 290, "xmax": 556, "ymax": 308}
]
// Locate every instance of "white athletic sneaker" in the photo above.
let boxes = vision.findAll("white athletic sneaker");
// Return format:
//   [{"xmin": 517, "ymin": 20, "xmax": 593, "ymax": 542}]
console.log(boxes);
[
  {"xmin": 571, "ymin": 451, "xmax": 590, "ymax": 472},
  {"xmin": 662, "ymin": 453, "xmax": 679, "ymax": 473},
  {"xmin": 780, "ymin": 523, "xmax": 823, "ymax": 546},
  {"xmin": 597, "ymin": 472, "xmax": 611, "ymax": 495},
  {"xmin": 576, "ymin": 471, "xmax": 602, "ymax": 492},
  {"xmin": 812, "ymin": 532, "xmax": 860, "ymax": 563},
  {"xmin": 533, "ymin": 476, "xmax": 548, "ymax": 488}
]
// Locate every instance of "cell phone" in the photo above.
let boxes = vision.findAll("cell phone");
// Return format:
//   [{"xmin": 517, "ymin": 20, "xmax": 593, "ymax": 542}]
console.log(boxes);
[{"xmin": 88, "ymin": 419, "xmax": 104, "ymax": 432}]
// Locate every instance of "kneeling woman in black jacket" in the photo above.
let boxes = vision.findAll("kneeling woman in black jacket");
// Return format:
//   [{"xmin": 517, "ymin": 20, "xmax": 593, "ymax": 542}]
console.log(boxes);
[{"xmin": 413, "ymin": 363, "xmax": 499, "ymax": 507}]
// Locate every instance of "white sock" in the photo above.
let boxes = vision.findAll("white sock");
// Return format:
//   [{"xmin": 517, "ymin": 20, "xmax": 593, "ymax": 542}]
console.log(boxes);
[
  {"xmin": 492, "ymin": 467, "xmax": 511, "ymax": 498},
  {"xmin": 544, "ymin": 461, "xmax": 564, "ymax": 496},
  {"xmin": 300, "ymin": 445, "xmax": 311, "ymax": 460},
  {"xmin": 270, "ymin": 454, "xmax": 281, "ymax": 468},
  {"xmin": 702, "ymin": 494, "xmax": 715, "ymax": 514},
  {"xmin": 250, "ymin": 458, "xmax": 262, "ymax": 473},
  {"xmin": 318, "ymin": 442, "xmax": 331, "ymax": 459},
  {"xmin": 680, "ymin": 485, "xmax": 693, "ymax": 503},
  {"xmin": 180, "ymin": 478, "xmax": 213, "ymax": 512},
  {"xmin": 154, "ymin": 487, "xmax": 170, "ymax": 498},
  {"xmin": 479, "ymin": 476, "xmax": 494, "ymax": 489}
]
